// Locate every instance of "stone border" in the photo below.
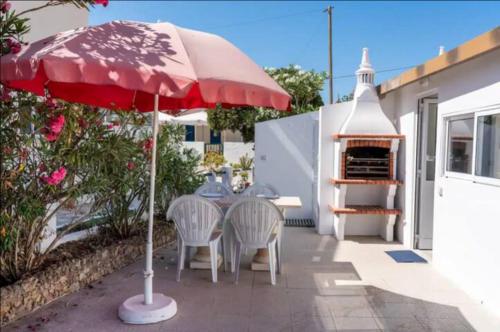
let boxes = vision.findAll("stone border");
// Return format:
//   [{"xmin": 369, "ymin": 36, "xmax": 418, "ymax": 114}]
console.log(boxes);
[{"xmin": 0, "ymin": 226, "xmax": 175, "ymax": 325}]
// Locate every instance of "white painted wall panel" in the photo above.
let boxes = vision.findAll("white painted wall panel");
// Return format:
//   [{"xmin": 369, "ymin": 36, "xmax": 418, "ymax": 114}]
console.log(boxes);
[{"xmin": 255, "ymin": 112, "xmax": 319, "ymax": 219}]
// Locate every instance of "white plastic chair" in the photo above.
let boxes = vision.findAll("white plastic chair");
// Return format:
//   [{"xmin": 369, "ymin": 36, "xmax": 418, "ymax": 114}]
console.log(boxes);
[
  {"xmin": 225, "ymin": 197, "xmax": 284, "ymax": 285},
  {"xmin": 195, "ymin": 182, "xmax": 234, "ymax": 198},
  {"xmin": 166, "ymin": 195, "xmax": 224, "ymax": 283},
  {"xmin": 242, "ymin": 183, "xmax": 279, "ymax": 198},
  {"xmin": 241, "ymin": 183, "xmax": 283, "ymax": 274}
]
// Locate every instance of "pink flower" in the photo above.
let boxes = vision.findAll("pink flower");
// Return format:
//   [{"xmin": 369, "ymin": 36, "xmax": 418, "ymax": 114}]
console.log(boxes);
[
  {"xmin": 48, "ymin": 115, "xmax": 65, "ymax": 134},
  {"xmin": 6, "ymin": 38, "xmax": 21, "ymax": 54},
  {"xmin": 41, "ymin": 167, "xmax": 67, "ymax": 186},
  {"xmin": 44, "ymin": 131, "xmax": 59, "ymax": 142},
  {"xmin": 143, "ymin": 138, "xmax": 153, "ymax": 151},
  {"xmin": 127, "ymin": 161, "xmax": 136, "ymax": 170},
  {"xmin": 45, "ymin": 98, "xmax": 58, "ymax": 109},
  {"xmin": 93, "ymin": 0, "xmax": 109, "ymax": 7},
  {"xmin": 1, "ymin": 1, "xmax": 11, "ymax": 13}
]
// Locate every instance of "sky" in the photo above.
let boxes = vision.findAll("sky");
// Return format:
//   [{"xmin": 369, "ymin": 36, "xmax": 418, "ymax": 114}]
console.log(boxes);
[{"xmin": 90, "ymin": 1, "xmax": 500, "ymax": 103}]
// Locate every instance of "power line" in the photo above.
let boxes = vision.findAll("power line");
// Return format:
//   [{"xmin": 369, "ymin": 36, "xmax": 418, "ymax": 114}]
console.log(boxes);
[
  {"xmin": 293, "ymin": 14, "xmax": 324, "ymax": 65},
  {"xmin": 333, "ymin": 65, "xmax": 416, "ymax": 80},
  {"xmin": 205, "ymin": 9, "xmax": 321, "ymax": 30}
]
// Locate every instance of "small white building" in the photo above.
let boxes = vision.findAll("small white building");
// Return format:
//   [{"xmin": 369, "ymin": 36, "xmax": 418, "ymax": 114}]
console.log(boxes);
[
  {"xmin": 159, "ymin": 110, "xmax": 254, "ymax": 165},
  {"xmin": 255, "ymin": 26, "xmax": 500, "ymax": 314}
]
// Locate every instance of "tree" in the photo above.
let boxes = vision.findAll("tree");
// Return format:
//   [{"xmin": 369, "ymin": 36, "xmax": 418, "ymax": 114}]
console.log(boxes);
[
  {"xmin": 207, "ymin": 65, "xmax": 327, "ymax": 143},
  {"xmin": 336, "ymin": 92, "xmax": 354, "ymax": 103}
]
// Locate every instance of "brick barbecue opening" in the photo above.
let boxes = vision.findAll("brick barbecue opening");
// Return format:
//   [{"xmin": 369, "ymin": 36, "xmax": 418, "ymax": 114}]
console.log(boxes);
[{"xmin": 341, "ymin": 140, "xmax": 393, "ymax": 180}]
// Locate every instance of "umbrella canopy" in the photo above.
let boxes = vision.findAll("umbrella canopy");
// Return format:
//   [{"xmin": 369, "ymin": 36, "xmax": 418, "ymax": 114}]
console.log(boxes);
[{"xmin": 0, "ymin": 20, "xmax": 290, "ymax": 112}]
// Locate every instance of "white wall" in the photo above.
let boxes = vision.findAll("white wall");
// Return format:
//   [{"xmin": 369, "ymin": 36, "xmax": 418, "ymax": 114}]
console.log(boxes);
[
  {"xmin": 317, "ymin": 102, "xmax": 352, "ymax": 234},
  {"xmin": 255, "ymin": 112, "xmax": 319, "ymax": 219},
  {"xmin": 223, "ymin": 142, "xmax": 254, "ymax": 165},
  {"xmin": 182, "ymin": 141, "xmax": 204, "ymax": 158},
  {"xmin": 381, "ymin": 48, "xmax": 500, "ymax": 313},
  {"xmin": 10, "ymin": 1, "xmax": 89, "ymax": 43}
]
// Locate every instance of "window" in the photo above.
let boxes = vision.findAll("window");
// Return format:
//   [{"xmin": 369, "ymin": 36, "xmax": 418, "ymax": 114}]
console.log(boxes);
[
  {"xmin": 475, "ymin": 113, "xmax": 500, "ymax": 179},
  {"xmin": 446, "ymin": 116, "xmax": 474, "ymax": 174},
  {"xmin": 185, "ymin": 125, "xmax": 195, "ymax": 142}
]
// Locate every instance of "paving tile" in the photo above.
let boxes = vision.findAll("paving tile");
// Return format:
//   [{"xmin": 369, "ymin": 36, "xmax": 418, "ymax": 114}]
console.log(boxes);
[
  {"xmin": 415, "ymin": 318, "xmax": 475, "ymax": 332},
  {"xmin": 248, "ymin": 314, "xmax": 293, "ymax": 332},
  {"xmin": 253, "ymin": 269, "xmax": 287, "ymax": 288},
  {"xmin": 334, "ymin": 316, "xmax": 381, "ymax": 331},
  {"xmin": 375, "ymin": 316, "xmax": 426, "ymax": 332},
  {"xmin": 291, "ymin": 314, "xmax": 337, "ymax": 331},
  {"xmin": 287, "ymin": 289, "xmax": 332, "ymax": 318},
  {"xmin": 370, "ymin": 302, "xmax": 422, "ymax": 318},
  {"xmin": 327, "ymin": 296, "xmax": 374, "ymax": 318},
  {"xmin": 212, "ymin": 314, "xmax": 250, "ymax": 332},
  {"xmin": 214, "ymin": 286, "xmax": 252, "ymax": 315},
  {"xmin": 250, "ymin": 287, "xmax": 291, "ymax": 317}
]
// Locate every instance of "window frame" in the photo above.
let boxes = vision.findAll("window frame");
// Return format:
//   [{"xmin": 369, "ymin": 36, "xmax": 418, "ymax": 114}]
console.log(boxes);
[
  {"xmin": 443, "ymin": 107, "xmax": 500, "ymax": 187},
  {"xmin": 472, "ymin": 108, "xmax": 500, "ymax": 186}
]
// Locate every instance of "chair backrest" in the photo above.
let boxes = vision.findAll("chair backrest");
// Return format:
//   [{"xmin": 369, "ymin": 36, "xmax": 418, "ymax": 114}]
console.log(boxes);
[
  {"xmin": 225, "ymin": 197, "xmax": 284, "ymax": 247},
  {"xmin": 195, "ymin": 182, "xmax": 234, "ymax": 197},
  {"xmin": 167, "ymin": 195, "xmax": 223, "ymax": 244},
  {"xmin": 242, "ymin": 183, "xmax": 279, "ymax": 197}
]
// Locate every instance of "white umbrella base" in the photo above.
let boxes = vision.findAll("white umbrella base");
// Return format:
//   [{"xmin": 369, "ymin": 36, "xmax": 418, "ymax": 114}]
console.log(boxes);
[{"xmin": 119, "ymin": 293, "xmax": 177, "ymax": 324}]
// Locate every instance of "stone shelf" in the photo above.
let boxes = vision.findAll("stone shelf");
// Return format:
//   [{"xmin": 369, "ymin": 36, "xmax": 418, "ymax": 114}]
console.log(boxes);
[
  {"xmin": 329, "ymin": 205, "xmax": 402, "ymax": 215},
  {"xmin": 330, "ymin": 178, "xmax": 403, "ymax": 185},
  {"xmin": 331, "ymin": 133, "xmax": 405, "ymax": 140}
]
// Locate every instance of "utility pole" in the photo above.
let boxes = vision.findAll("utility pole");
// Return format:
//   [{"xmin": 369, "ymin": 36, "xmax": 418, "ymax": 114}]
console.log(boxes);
[{"xmin": 325, "ymin": 5, "xmax": 333, "ymax": 104}]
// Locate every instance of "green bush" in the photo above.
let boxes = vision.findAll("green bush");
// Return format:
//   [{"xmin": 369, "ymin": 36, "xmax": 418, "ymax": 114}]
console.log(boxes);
[
  {"xmin": 239, "ymin": 154, "xmax": 253, "ymax": 171},
  {"xmin": 202, "ymin": 151, "xmax": 226, "ymax": 172},
  {"xmin": 154, "ymin": 124, "xmax": 205, "ymax": 219}
]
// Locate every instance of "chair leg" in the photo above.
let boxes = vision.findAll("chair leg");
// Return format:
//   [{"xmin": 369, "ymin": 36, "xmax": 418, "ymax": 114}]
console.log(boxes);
[
  {"xmin": 276, "ymin": 235, "xmax": 282, "ymax": 275},
  {"xmin": 267, "ymin": 243, "xmax": 276, "ymax": 286},
  {"xmin": 230, "ymin": 235, "xmax": 236, "ymax": 273},
  {"xmin": 177, "ymin": 241, "xmax": 185, "ymax": 282},
  {"xmin": 276, "ymin": 221, "xmax": 283, "ymax": 274},
  {"xmin": 234, "ymin": 242, "xmax": 242, "ymax": 284},
  {"xmin": 220, "ymin": 237, "xmax": 226, "ymax": 272},
  {"xmin": 209, "ymin": 240, "xmax": 219, "ymax": 283},
  {"xmin": 184, "ymin": 246, "xmax": 190, "ymax": 270}
]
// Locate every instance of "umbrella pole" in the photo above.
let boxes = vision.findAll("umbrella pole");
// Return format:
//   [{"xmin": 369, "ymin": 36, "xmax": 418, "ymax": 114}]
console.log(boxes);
[
  {"xmin": 144, "ymin": 94, "xmax": 160, "ymax": 305},
  {"xmin": 118, "ymin": 95, "xmax": 177, "ymax": 324}
]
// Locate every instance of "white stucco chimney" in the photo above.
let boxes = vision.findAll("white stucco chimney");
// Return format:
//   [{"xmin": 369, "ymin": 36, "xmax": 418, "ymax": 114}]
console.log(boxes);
[{"xmin": 339, "ymin": 48, "xmax": 397, "ymax": 135}]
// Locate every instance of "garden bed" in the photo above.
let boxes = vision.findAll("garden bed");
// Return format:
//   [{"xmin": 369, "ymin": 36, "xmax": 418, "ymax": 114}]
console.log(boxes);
[{"xmin": 0, "ymin": 223, "xmax": 176, "ymax": 325}]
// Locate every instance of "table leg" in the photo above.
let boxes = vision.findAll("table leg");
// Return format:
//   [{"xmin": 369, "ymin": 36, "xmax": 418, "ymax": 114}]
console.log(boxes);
[{"xmin": 190, "ymin": 246, "xmax": 223, "ymax": 270}]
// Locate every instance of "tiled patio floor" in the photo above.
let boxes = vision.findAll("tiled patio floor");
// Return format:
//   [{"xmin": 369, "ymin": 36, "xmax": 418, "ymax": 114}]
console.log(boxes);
[{"xmin": 4, "ymin": 227, "xmax": 500, "ymax": 331}]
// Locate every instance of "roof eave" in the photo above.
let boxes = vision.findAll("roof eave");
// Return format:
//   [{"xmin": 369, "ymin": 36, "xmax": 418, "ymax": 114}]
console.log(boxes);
[{"xmin": 377, "ymin": 26, "xmax": 500, "ymax": 96}]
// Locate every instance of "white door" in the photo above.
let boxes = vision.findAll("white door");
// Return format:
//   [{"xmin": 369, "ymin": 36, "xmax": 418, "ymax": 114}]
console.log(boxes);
[{"xmin": 415, "ymin": 98, "xmax": 438, "ymax": 249}]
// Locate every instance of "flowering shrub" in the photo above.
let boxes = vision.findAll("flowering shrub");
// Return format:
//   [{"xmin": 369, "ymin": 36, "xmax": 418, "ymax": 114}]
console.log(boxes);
[
  {"xmin": 94, "ymin": 113, "xmax": 151, "ymax": 240},
  {"xmin": 0, "ymin": 90, "xmax": 121, "ymax": 284},
  {"xmin": 154, "ymin": 124, "xmax": 205, "ymax": 218},
  {"xmin": 202, "ymin": 151, "xmax": 226, "ymax": 172}
]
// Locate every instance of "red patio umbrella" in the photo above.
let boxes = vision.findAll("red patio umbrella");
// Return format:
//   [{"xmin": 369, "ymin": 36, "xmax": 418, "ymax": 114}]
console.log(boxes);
[{"xmin": 0, "ymin": 20, "xmax": 291, "ymax": 325}]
